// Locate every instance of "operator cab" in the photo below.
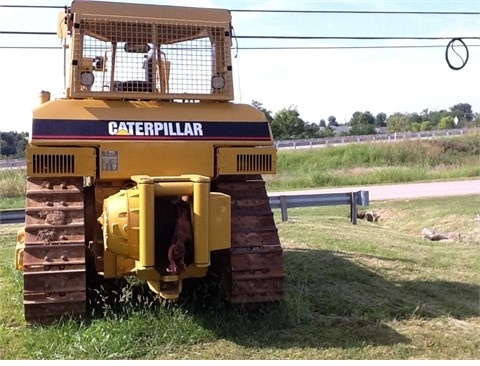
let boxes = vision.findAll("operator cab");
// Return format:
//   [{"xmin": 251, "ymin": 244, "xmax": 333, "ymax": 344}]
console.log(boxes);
[{"xmin": 58, "ymin": 0, "xmax": 234, "ymax": 101}]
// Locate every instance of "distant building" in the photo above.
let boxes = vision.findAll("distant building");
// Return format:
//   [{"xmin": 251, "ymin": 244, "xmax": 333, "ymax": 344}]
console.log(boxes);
[
  {"xmin": 332, "ymin": 125, "xmax": 351, "ymax": 136},
  {"xmin": 375, "ymin": 127, "xmax": 388, "ymax": 134}
]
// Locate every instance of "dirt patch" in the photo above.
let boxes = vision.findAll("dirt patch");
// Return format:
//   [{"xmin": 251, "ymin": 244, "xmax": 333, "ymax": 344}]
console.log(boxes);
[{"xmin": 375, "ymin": 209, "xmax": 399, "ymax": 221}]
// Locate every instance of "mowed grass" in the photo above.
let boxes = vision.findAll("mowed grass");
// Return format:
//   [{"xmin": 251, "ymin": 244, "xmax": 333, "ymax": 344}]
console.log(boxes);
[{"xmin": 1, "ymin": 194, "xmax": 479, "ymax": 359}]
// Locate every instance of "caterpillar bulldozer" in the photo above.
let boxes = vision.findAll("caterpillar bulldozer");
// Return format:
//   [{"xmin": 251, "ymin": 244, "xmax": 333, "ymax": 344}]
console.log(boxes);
[{"xmin": 14, "ymin": 0, "xmax": 285, "ymax": 324}]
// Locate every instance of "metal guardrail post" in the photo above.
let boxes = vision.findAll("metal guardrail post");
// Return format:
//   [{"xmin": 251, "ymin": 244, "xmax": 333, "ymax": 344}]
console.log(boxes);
[
  {"xmin": 350, "ymin": 192, "xmax": 357, "ymax": 225},
  {"xmin": 280, "ymin": 195, "xmax": 288, "ymax": 222}
]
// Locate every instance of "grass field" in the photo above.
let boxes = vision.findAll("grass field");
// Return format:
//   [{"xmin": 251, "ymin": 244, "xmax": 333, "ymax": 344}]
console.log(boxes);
[
  {"xmin": 1, "ymin": 195, "xmax": 479, "ymax": 360},
  {"xmin": 266, "ymin": 131, "xmax": 480, "ymax": 191}
]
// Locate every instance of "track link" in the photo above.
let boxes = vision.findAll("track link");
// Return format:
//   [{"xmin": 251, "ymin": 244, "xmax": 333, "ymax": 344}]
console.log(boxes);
[
  {"xmin": 213, "ymin": 175, "xmax": 285, "ymax": 303},
  {"xmin": 23, "ymin": 177, "xmax": 86, "ymax": 324}
]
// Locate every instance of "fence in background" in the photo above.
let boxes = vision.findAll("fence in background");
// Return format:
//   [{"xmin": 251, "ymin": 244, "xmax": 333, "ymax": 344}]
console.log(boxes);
[{"xmin": 275, "ymin": 128, "xmax": 470, "ymax": 150}]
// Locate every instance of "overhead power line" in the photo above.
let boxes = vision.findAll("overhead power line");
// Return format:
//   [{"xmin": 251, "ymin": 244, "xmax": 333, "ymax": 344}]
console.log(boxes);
[
  {"xmin": 0, "ymin": 5, "xmax": 64, "ymax": 8},
  {"xmin": 1, "ymin": 5, "xmax": 478, "ymax": 15},
  {"xmin": 0, "ymin": 46, "xmax": 62, "ymax": 49},
  {"xmin": 235, "ymin": 36, "xmax": 480, "ymax": 41},
  {"xmin": 1, "ymin": 44, "xmax": 479, "ymax": 51},
  {"xmin": 2, "ymin": 30, "xmax": 479, "ymax": 42},
  {"xmin": 0, "ymin": 31, "xmax": 56, "ymax": 35},
  {"xmin": 230, "ymin": 9, "xmax": 480, "ymax": 15}
]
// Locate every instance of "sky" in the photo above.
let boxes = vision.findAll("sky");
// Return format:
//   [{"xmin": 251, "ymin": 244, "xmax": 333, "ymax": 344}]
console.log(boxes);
[{"xmin": 0, "ymin": 0, "xmax": 479, "ymax": 133}]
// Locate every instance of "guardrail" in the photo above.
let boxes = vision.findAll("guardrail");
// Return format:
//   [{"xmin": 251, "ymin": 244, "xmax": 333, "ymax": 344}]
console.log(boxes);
[
  {"xmin": 275, "ymin": 128, "xmax": 471, "ymax": 150},
  {"xmin": 0, "ymin": 190, "xmax": 369, "ymax": 226},
  {"xmin": 269, "ymin": 190, "xmax": 369, "ymax": 224},
  {"xmin": 0, "ymin": 158, "xmax": 26, "ymax": 170},
  {"xmin": 0, "ymin": 209, "xmax": 25, "ymax": 225}
]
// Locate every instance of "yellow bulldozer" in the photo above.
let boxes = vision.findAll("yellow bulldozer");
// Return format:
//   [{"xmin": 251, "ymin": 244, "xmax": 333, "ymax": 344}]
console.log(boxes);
[{"xmin": 14, "ymin": 0, "xmax": 285, "ymax": 324}]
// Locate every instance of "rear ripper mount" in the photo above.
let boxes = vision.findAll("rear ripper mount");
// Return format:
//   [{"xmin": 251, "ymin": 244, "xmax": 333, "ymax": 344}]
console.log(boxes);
[{"xmin": 19, "ymin": 175, "xmax": 285, "ymax": 323}]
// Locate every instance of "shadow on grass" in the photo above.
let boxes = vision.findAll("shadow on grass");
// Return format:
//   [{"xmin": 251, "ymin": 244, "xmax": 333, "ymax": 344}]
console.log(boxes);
[
  {"xmin": 85, "ymin": 247, "xmax": 478, "ymax": 351},
  {"xmin": 179, "ymin": 247, "xmax": 479, "ymax": 350}
]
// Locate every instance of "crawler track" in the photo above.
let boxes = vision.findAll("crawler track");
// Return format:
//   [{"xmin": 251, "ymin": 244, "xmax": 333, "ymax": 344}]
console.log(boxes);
[
  {"xmin": 23, "ymin": 177, "xmax": 86, "ymax": 324},
  {"xmin": 213, "ymin": 175, "xmax": 285, "ymax": 303}
]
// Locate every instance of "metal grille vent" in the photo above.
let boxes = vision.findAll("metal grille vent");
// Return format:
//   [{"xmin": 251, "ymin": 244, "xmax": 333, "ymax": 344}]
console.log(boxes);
[
  {"xmin": 236, "ymin": 154, "xmax": 272, "ymax": 173},
  {"xmin": 32, "ymin": 154, "xmax": 75, "ymax": 174}
]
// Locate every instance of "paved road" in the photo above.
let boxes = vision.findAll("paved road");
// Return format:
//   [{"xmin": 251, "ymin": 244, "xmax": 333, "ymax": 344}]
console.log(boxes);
[{"xmin": 268, "ymin": 179, "xmax": 480, "ymax": 201}]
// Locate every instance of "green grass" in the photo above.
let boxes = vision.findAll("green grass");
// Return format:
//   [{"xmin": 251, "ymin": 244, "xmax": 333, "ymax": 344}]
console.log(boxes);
[
  {"xmin": 0, "ymin": 197, "xmax": 24, "ymax": 210},
  {"xmin": 1, "ymin": 194, "xmax": 479, "ymax": 359},
  {"xmin": 0, "ymin": 169, "xmax": 26, "ymax": 208},
  {"xmin": 1, "ymin": 132, "xmax": 479, "ymax": 359},
  {"xmin": 265, "ymin": 131, "xmax": 480, "ymax": 191}
]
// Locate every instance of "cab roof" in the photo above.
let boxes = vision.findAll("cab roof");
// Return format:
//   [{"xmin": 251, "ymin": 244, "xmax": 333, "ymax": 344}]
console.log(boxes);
[{"xmin": 70, "ymin": 0, "xmax": 231, "ymax": 23}]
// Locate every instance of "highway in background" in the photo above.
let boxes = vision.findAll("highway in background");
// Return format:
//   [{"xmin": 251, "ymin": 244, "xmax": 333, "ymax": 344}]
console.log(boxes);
[{"xmin": 268, "ymin": 179, "xmax": 480, "ymax": 201}]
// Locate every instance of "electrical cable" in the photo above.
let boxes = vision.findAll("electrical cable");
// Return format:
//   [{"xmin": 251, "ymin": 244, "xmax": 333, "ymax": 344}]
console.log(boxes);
[
  {"xmin": 1, "ymin": 5, "xmax": 478, "ymax": 15},
  {"xmin": 0, "ymin": 5, "xmax": 64, "ymax": 8},
  {"xmin": 1, "ymin": 6, "xmax": 478, "ymax": 68},
  {"xmin": 2, "ymin": 44, "xmax": 480, "ymax": 51},
  {"xmin": 445, "ymin": 38, "xmax": 470, "ymax": 70},
  {"xmin": 0, "ymin": 31, "xmax": 57, "ymax": 35},
  {"xmin": 2, "ymin": 30, "xmax": 479, "ymax": 43},
  {"xmin": 230, "ymin": 9, "xmax": 480, "ymax": 15},
  {"xmin": 235, "ymin": 35, "xmax": 479, "ymax": 41}
]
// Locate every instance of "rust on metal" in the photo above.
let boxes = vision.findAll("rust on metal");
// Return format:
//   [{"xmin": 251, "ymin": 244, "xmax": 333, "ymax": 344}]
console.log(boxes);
[
  {"xmin": 213, "ymin": 175, "xmax": 285, "ymax": 303},
  {"xmin": 23, "ymin": 177, "xmax": 86, "ymax": 324}
]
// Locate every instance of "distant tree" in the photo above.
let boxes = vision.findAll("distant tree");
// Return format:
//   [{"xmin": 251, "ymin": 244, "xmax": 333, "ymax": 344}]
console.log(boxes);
[
  {"xmin": 471, "ymin": 113, "xmax": 480, "ymax": 127},
  {"xmin": 319, "ymin": 119, "xmax": 327, "ymax": 128},
  {"xmin": 450, "ymin": 103, "xmax": 473, "ymax": 121},
  {"xmin": 304, "ymin": 122, "xmax": 321, "ymax": 138},
  {"xmin": 0, "ymin": 131, "xmax": 28, "ymax": 157},
  {"xmin": 17, "ymin": 133, "xmax": 28, "ymax": 153},
  {"xmin": 270, "ymin": 106, "xmax": 320, "ymax": 140},
  {"xmin": 0, "ymin": 133, "xmax": 15, "ymax": 156},
  {"xmin": 319, "ymin": 126, "xmax": 335, "ymax": 137},
  {"xmin": 270, "ymin": 107, "xmax": 305, "ymax": 139},
  {"xmin": 327, "ymin": 115, "xmax": 338, "ymax": 127},
  {"xmin": 374, "ymin": 112, "xmax": 387, "ymax": 127},
  {"xmin": 387, "ymin": 113, "xmax": 410, "ymax": 132},
  {"xmin": 423, "ymin": 109, "xmax": 449, "ymax": 127},
  {"xmin": 420, "ymin": 121, "xmax": 433, "ymax": 131},
  {"xmin": 411, "ymin": 122, "xmax": 421, "ymax": 132},
  {"xmin": 349, "ymin": 111, "xmax": 376, "ymax": 135},
  {"xmin": 407, "ymin": 112, "xmax": 422, "ymax": 124},
  {"xmin": 410, "ymin": 120, "xmax": 433, "ymax": 132},
  {"xmin": 438, "ymin": 115, "xmax": 455, "ymax": 130}
]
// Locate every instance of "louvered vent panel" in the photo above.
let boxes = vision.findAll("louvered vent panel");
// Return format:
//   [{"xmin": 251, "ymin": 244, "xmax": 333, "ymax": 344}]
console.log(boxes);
[
  {"xmin": 236, "ymin": 154, "xmax": 272, "ymax": 173},
  {"xmin": 32, "ymin": 154, "xmax": 75, "ymax": 174}
]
